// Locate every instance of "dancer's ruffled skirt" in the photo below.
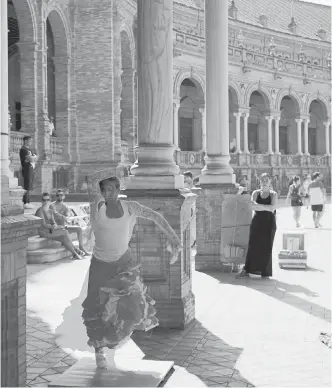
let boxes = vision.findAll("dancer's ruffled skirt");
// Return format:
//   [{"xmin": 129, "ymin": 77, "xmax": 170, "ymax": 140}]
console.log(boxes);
[{"xmin": 82, "ymin": 249, "xmax": 158, "ymax": 349}]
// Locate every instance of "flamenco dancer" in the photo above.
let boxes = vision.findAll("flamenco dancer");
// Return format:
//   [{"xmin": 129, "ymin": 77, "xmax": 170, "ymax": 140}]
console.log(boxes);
[
  {"xmin": 83, "ymin": 171, "xmax": 181, "ymax": 369},
  {"xmin": 236, "ymin": 173, "xmax": 277, "ymax": 279}
]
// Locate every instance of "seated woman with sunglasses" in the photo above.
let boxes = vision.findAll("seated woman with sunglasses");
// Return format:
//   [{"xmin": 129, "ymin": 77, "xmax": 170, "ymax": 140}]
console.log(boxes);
[{"xmin": 35, "ymin": 192, "xmax": 82, "ymax": 260}]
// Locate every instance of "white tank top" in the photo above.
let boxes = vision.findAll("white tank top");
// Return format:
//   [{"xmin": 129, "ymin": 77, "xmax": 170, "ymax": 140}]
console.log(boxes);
[{"xmin": 91, "ymin": 201, "xmax": 136, "ymax": 263}]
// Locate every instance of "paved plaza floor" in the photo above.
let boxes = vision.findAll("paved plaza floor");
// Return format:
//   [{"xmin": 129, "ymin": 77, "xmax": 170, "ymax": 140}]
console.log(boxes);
[{"xmin": 25, "ymin": 203, "xmax": 331, "ymax": 387}]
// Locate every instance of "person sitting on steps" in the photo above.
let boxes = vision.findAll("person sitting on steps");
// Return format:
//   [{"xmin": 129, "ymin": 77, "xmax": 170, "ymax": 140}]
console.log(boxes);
[
  {"xmin": 35, "ymin": 192, "xmax": 83, "ymax": 260},
  {"xmin": 50, "ymin": 189, "xmax": 91, "ymax": 256}
]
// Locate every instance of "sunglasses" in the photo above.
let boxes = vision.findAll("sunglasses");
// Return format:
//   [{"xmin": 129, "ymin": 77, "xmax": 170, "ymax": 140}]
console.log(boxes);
[{"xmin": 56, "ymin": 194, "xmax": 64, "ymax": 197}]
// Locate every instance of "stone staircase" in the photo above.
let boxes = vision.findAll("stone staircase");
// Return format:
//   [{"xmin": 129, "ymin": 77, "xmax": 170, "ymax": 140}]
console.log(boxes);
[{"xmin": 26, "ymin": 204, "xmax": 91, "ymax": 264}]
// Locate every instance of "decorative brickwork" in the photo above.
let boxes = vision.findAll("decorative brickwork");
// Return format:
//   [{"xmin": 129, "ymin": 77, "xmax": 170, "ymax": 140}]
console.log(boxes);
[
  {"xmin": 1, "ymin": 211, "xmax": 41, "ymax": 387},
  {"xmin": 124, "ymin": 189, "xmax": 196, "ymax": 328}
]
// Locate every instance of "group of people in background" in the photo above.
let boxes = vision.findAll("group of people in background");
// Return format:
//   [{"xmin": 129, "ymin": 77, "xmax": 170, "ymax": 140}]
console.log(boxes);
[{"xmin": 286, "ymin": 172, "xmax": 326, "ymax": 228}]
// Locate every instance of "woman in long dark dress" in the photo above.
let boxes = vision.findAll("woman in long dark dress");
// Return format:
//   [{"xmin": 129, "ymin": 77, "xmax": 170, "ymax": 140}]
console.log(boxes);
[{"xmin": 236, "ymin": 173, "xmax": 277, "ymax": 279}]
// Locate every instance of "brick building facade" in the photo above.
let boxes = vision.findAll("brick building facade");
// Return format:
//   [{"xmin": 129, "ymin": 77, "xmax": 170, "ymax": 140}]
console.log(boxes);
[{"xmin": 8, "ymin": 0, "xmax": 331, "ymax": 194}]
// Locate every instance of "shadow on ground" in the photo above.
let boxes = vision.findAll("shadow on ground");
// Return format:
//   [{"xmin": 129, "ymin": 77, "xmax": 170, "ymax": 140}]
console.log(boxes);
[{"xmin": 200, "ymin": 270, "xmax": 331, "ymax": 323}]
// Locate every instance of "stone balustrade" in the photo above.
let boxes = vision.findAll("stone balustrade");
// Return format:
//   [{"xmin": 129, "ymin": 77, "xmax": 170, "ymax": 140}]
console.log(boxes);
[
  {"xmin": 175, "ymin": 150, "xmax": 205, "ymax": 169},
  {"xmin": 49, "ymin": 137, "xmax": 63, "ymax": 157},
  {"xmin": 9, "ymin": 131, "xmax": 27, "ymax": 160}
]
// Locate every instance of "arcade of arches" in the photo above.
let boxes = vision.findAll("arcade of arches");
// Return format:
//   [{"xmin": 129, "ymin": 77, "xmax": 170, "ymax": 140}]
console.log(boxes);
[{"xmin": 6, "ymin": 0, "xmax": 332, "ymax": 195}]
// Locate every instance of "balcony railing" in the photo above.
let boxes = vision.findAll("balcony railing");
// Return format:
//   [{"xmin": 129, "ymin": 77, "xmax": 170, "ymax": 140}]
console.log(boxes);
[
  {"xmin": 9, "ymin": 131, "xmax": 27, "ymax": 160},
  {"xmin": 175, "ymin": 150, "xmax": 204, "ymax": 169},
  {"xmin": 177, "ymin": 150, "xmax": 331, "ymax": 170}
]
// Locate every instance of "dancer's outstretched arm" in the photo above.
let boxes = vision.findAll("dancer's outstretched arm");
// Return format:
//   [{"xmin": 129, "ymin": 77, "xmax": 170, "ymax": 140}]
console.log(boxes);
[{"xmin": 127, "ymin": 201, "xmax": 182, "ymax": 264}]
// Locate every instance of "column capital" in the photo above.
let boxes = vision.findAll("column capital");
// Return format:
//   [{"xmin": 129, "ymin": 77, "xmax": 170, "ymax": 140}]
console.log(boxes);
[
  {"xmin": 265, "ymin": 115, "xmax": 273, "ymax": 121},
  {"xmin": 323, "ymin": 121, "xmax": 331, "ymax": 126},
  {"xmin": 273, "ymin": 116, "xmax": 281, "ymax": 121},
  {"xmin": 233, "ymin": 111, "xmax": 242, "ymax": 118},
  {"xmin": 295, "ymin": 118, "xmax": 303, "ymax": 124},
  {"xmin": 199, "ymin": 106, "xmax": 205, "ymax": 114}
]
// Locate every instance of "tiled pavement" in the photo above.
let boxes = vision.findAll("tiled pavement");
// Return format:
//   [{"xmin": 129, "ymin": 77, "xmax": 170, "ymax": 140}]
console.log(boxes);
[{"xmin": 25, "ymin": 204, "xmax": 331, "ymax": 387}]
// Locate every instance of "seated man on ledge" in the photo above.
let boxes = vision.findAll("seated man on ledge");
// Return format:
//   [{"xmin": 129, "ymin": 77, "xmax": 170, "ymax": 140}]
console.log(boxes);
[{"xmin": 50, "ymin": 189, "xmax": 91, "ymax": 256}]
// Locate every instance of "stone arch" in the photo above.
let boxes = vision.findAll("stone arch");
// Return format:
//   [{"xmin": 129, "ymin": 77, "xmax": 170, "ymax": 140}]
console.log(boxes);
[
  {"xmin": 46, "ymin": 6, "xmax": 71, "ymax": 57},
  {"xmin": 228, "ymin": 81, "xmax": 240, "ymax": 111},
  {"xmin": 120, "ymin": 22, "xmax": 135, "ymax": 61},
  {"xmin": 9, "ymin": 0, "xmax": 38, "ymax": 136},
  {"xmin": 45, "ymin": 7, "xmax": 71, "ymax": 147},
  {"xmin": 178, "ymin": 77, "xmax": 205, "ymax": 151},
  {"xmin": 275, "ymin": 90, "xmax": 302, "ymax": 116},
  {"xmin": 305, "ymin": 94, "xmax": 329, "ymax": 120},
  {"xmin": 174, "ymin": 69, "xmax": 205, "ymax": 100},
  {"xmin": 244, "ymin": 82, "xmax": 273, "ymax": 113},
  {"xmin": 11, "ymin": 0, "xmax": 37, "ymax": 43}
]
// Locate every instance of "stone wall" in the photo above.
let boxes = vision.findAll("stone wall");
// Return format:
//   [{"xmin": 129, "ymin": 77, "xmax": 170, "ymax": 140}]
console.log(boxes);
[{"xmin": 1, "ymin": 209, "xmax": 41, "ymax": 387}]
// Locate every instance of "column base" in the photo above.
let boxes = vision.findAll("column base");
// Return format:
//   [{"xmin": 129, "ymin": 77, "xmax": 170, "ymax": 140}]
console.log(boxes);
[
  {"xmin": 130, "ymin": 144, "xmax": 180, "ymax": 176},
  {"xmin": 154, "ymin": 293, "xmax": 195, "ymax": 329},
  {"xmin": 125, "ymin": 174, "xmax": 184, "ymax": 190},
  {"xmin": 199, "ymin": 174, "xmax": 236, "ymax": 185},
  {"xmin": 297, "ymin": 152, "xmax": 303, "ymax": 156},
  {"xmin": 195, "ymin": 188, "xmax": 252, "ymax": 272},
  {"xmin": 123, "ymin": 189, "xmax": 196, "ymax": 329}
]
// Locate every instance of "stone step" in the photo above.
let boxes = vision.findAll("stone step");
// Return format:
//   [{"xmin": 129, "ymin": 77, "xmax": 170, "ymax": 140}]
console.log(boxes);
[
  {"xmin": 27, "ymin": 246, "xmax": 73, "ymax": 264},
  {"xmin": 27, "ymin": 234, "xmax": 78, "ymax": 251}
]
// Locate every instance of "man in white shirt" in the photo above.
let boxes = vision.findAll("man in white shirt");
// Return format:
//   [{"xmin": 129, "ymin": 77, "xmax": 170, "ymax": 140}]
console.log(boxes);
[{"xmin": 308, "ymin": 172, "xmax": 326, "ymax": 228}]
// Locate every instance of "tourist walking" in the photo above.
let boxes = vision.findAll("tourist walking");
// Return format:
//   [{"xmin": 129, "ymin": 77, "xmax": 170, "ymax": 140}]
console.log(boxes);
[
  {"xmin": 19, "ymin": 135, "xmax": 38, "ymax": 209},
  {"xmin": 236, "ymin": 173, "xmax": 277, "ymax": 279},
  {"xmin": 50, "ymin": 189, "xmax": 90, "ymax": 256},
  {"xmin": 308, "ymin": 172, "xmax": 326, "ymax": 228},
  {"xmin": 303, "ymin": 174, "xmax": 312, "ymax": 208},
  {"xmin": 286, "ymin": 175, "xmax": 304, "ymax": 228},
  {"xmin": 83, "ymin": 172, "xmax": 181, "ymax": 369},
  {"xmin": 35, "ymin": 193, "xmax": 82, "ymax": 260}
]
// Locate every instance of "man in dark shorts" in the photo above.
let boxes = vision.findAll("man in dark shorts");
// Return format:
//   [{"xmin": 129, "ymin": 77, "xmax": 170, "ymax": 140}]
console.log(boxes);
[
  {"xmin": 19, "ymin": 136, "xmax": 38, "ymax": 209},
  {"xmin": 308, "ymin": 172, "xmax": 326, "ymax": 228},
  {"xmin": 50, "ymin": 189, "xmax": 90, "ymax": 256}
]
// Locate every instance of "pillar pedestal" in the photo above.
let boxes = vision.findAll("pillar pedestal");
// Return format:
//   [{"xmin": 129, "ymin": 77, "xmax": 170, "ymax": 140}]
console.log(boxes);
[
  {"xmin": 195, "ymin": 187, "xmax": 252, "ymax": 271},
  {"xmin": 124, "ymin": 189, "xmax": 196, "ymax": 328}
]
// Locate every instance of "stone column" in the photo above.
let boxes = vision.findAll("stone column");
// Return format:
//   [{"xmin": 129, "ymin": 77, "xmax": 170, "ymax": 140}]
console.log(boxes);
[
  {"xmin": 323, "ymin": 121, "xmax": 331, "ymax": 155},
  {"xmin": 274, "ymin": 116, "xmax": 280, "ymax": 154},
  {"xmin": 199, "ymin": 106, "xmax": 206, "ymax": 152},
  {"xmin": 242, "ymin": 111, "xmax": 249, "ymax": 154},
  {"xmin": 124, "ymin": 0, "xmax": 193, "ymax": 329},
  {"xmin": 295, "ymin": 118, "xmax": 303, "ymax": 155},
  {"xmin": 173, "ymin": 99, "xmax": 180, "ymax": 149},
  {"xmin": 303, "ymin": 117, "xmax": 310, "ymax": 155},
  {"xmin": 1, "ymin": 4, "xmax": 41, "ymax": 388},
  {"xmin": 265, "ymin": 116, "xmax": 274, "ymax": 154},
  {"xmin": 199, "ymin": 0, "xmax": 234, "ymax": 185},
  {"xmin": 1, "ymin": 1, "xmax": 20, "ymax": 197},
  {"xmin": 129, "ymin": 0, "xmax": 180, "ymax": 187},
  {"xmin": 233, "ymin": 112, "xmax": 242, "ymax": 153},
  {"xmin": 195, "ymin": 0, "xmax": 251, "ymax": 272}
]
